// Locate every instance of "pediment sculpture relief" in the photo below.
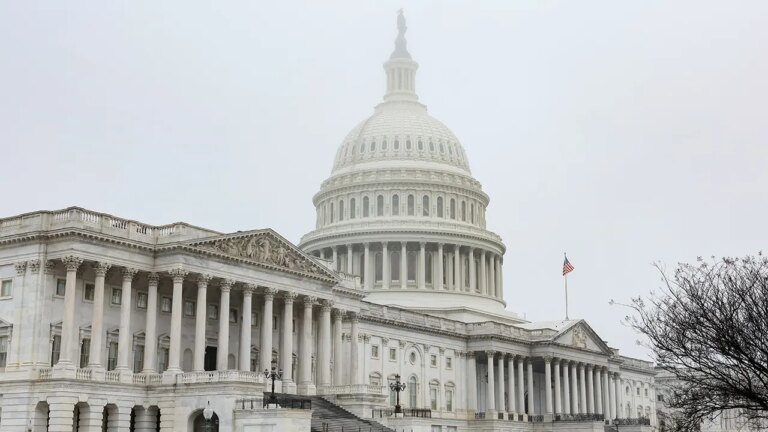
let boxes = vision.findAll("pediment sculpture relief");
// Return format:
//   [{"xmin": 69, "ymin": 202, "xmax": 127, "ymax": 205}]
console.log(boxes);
[
  {"xmin": 571, "ymin": 325, "xmax": 588, "ymax": 349},
  {"xmin": 198, "ymin": 234, "xmax": 323, "ymax": 275}
]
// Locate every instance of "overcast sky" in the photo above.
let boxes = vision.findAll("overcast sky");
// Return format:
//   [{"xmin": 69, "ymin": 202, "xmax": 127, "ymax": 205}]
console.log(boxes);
[{"xmin": 2, "ymin": 1, "xmax": 767, "ymax": 360}]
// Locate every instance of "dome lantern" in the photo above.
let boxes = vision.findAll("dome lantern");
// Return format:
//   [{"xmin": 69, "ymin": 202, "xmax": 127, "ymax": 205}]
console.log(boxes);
[{"xmin": 383, "ymin": 10, "xmax": 419, "ymax": 103}]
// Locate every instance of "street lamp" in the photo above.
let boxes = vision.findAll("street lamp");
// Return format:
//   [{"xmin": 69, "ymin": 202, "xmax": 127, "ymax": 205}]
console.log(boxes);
[
  {"xmin": 202, "ymin": 401, "xmax": 214, "ymax": 432},
  {"xmin": 263, "ymin": 358, "xmax": 283, "ymax": 406},
  {"xmin": 389, "ymin": 374, "xmax": 406, "ymax": 414}
]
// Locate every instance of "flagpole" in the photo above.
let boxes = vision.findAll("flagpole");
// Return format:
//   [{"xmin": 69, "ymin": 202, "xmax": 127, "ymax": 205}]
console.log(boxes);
[{"xmin": 565, "ymin": 272, "xmax": 569, "ymax": 320}]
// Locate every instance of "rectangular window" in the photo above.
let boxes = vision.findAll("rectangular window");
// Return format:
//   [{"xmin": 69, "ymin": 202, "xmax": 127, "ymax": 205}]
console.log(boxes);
[
  {"xmin": 55, "ymin": 279, "xmax": 66, "ymax": 297},
  {"xmin": 50, "ymin": 335, "xmax": 61, "ymax": 366},
  {"xmin": 273, "ymin": 316, "xmax": 278, "ymax": 328},
  {"xmin": 133, "ymin": 345, "xmax": 144, "ymax": 373},
  {"xmin": 0, "ymin": 336, "xmax": 8, "ymax": 367},
  {"xmin": 430, "ymin": 388, "xmax": 437, "ymax": 409},
  {"xmin": 136, "ymin": 292, "xmax": 148, "ymax": 310},
  {"xmin": 252, "ymin": 312, "xmax": 258, "ymax": 326},
  {"xmin": 446, "ymin": 390, "xmax": 453, "ymax": 411},
  {"xmin": 657, "ymin": 394, "xmax": 665, "ymax": 402},
  {"xmin": 371, "ymin": 345, "xmax": 379, "ymax": 359},
  {"xmin": 636, "ymin": 387, "xmax": 640, "ymax": 395},
  {"xmin": 111, "ymin": 288, "xmax": 122, "ymax": 305},
  {"xmin": 430, "ymin": 354, "xmax": 437, "ymax": 367},
  {"xmin": 389, "ymin": 348, "xmax": 397, "ymax": 361},
  {"xmin": 1, "ymin": 280, "xmax": 12, "ymax": 297},
  {"xmin": 79, "ymin": 338, "xmax": 90, "ymax": 368},
  {"xmin": 292, "ymin": 319, "xmax": 296, "ymax": 333},
  {"xmin": 250, "ymin": 357, "xmax": 258, "ymax": 372},
  {"xmin": 229, "ymin": 308, "xmax": 238, "ymax": 324},
  {"xmin": 83, "ymin": 283, "xmax": 95, "ymax": 302},
  {"xmin": 184, "ymin": 300, "xmax": 195, "ymax": 317},
  {"xmin": 447, "ymin": 427, "xmax": 457, "ymax": 432},
  {"xmin": 446, "ymin": 357, "xmax": 452, "ymax": 369},
  {"xmin": 208, "ymin": 304, "xmax": 218, "ymax": 320},
  {"xmin": 431, "ymin": 426, "xmax": 442, "ymax": 432},
  {"xmin": 161, "ymin": 297, "xmax": 172, "ymax": 313},
  {"xmin": 158, "ymin": 347, "xmax": 169, "ymax": 372},
  {"xmin": 107, "ymin": 342, "xmax": 118, "ymax": 371}
]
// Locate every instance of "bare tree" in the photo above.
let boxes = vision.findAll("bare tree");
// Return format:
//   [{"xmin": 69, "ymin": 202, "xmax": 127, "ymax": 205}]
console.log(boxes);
[{"xmin": 624, "ymin": 254, "xmax": 768, "ymax": 430}]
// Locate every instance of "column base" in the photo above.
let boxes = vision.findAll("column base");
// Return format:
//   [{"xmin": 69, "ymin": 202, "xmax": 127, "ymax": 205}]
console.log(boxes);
[
  {"xmin": 281, "ymin": 380, "xmax": 297, "ymax": 394},
  {"xmin": 297, "ymin": 383, "xmax": 316, "ymax": 395},
  {"xmin": 162, "ymin": 369, "xmax": 182, "ymax": 384},
  {"xmin": 52, "ymin": 361, "xmax": 76, "ymax": 379},
  {"xmin": 115, "ymin": 368, "xmax": 134, "ymax": 383},
  {"xmin": 88, "ymin": 366, "xmax": 106, "ymax": 381}
]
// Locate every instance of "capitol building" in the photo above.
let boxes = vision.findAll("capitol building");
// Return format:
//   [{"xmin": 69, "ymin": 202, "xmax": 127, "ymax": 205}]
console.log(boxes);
[{"xmin": 0, "ymin": 13, "xmax": 659, "ymax": 432}]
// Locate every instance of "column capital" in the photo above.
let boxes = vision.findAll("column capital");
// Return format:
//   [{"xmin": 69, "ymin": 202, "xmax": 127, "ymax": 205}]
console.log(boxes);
[
  {"xmin": 347, "ymin": 311, "xmax": 359, "ymax": 323},
  {"xmin": 346, "ymin": 243, "xmax": 353, "ymax": 249},
  {"xmin": 14, "ymin": 261, "xmax": 27, "ymax": 276},
  {"xmin": 44, "ymin": 260, "xmax": 56, "ymax": 274},
  {"xmin": 168, "ymin": 267, "xmax": 188, "ymax": 283},
  {"xmin": 147, "ymin": 272, "xmax": 160, "ymax": 285},
  {"xmin": 243, "ymin": 283, "xmax": 257, "ymax": 294},
  {"xmin": 419, "ymin": 241, "xmax": 426, "ymax": 247},
  {"xmin": 381, "ymin": 241, "xmax": 388, "ymax": 249},
  {"xmin": 332, "ymin": 308, "xmax": 345, "ymax": 320},
  {"xmin": 613, "ymin": 371, "xmax": 621, "ymax": 379},
  {"xmin": 363, "ymin": 242, "xmax": 370, "ymax": 248},
  {"xmin": 466, "ymin": 351, "xmax": 475, "ymax": 359},
  {"xmin": 437, "ymin": 242, "xmax": 444, "ymax": 248},
  {"xmin": 62, "ymin": 255, "xmax": 84, "ymax": 272},
  {"xmin": 586, "ymin": 363, "xmax": 593, "ymax": 371},
  {"xmin": 29, "ymin": 259, "xmax": 41, "ymax": 274},
  {"xmin": 331, "ymin": 245, "xmax": 338, "ymax": 251},
  {"xmin": 321, "ymin": 299, "xmax": 334, "ymax": 311},
  {"xmin": 484, "ymin": 350, "xmax": 496, "ymax": 358},
  {"xmin": 283, "ymin": 290, "xmax": 298, "ymax": 303},
  {"xmin": 480, "ymin": 249, "xmax": 486, "ymax": 257},
  {"xmin": 303, "ymin": 296, "xmax": 317, "ymax": 307},
  {"xmin": 122, "ymin": 267, "xmax": 139, "ymax": 281},
  {"xmin": 196, "ymin": 273, "xmax": 212, "ymax": 287},
  {"xmin": 219, "ymin": 279, "xmax": 235, "ymax": 291},
  {"xmin": 543, "ymin": 355, "xmax": 553, "ymax": 364},
  {"xmin": 263, "ymin": 287, "xmax": 279, "ymax": 300}
]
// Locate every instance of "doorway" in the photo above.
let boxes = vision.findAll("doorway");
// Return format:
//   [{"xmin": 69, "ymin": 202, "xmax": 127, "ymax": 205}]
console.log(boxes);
[{"xmin": 204, "ymin": 346, "xmax": 217, "ymax": 371}]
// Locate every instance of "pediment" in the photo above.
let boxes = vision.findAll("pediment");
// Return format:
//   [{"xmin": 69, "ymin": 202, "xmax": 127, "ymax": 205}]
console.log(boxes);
[
  {"xmin": 185, "ymin": 229, "xmax": 336, "ymax": 281},
  {"xmin": 554, "ymin": 321, "xmax": 612, "ymax": 355}
]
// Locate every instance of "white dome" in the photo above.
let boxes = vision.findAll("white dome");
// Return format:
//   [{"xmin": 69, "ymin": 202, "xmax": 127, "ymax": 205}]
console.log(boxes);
[{"xmin": 331, "ymin": 100, "xmax": 472, "ymax": 176}]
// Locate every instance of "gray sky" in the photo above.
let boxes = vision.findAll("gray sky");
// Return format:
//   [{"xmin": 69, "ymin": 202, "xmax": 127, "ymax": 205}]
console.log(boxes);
[{"xmin": 2, "ymin": 1, "xmax": 767, "ymax": 360}]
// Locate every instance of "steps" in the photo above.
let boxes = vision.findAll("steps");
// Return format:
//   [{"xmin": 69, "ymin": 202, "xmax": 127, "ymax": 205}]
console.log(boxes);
[{"xmin": 274, "ymin": 394, "xmax": 394, "ymax": 432}]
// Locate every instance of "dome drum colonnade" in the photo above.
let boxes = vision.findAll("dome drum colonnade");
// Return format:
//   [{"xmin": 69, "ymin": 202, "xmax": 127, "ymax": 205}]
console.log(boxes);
[
  {"xmin": 46, "ymin": 254, "xmax": 354, "ymax": 393},
  {"xmin": 468, "ymin": 352, "xmax": 624, "ymax": 421}
]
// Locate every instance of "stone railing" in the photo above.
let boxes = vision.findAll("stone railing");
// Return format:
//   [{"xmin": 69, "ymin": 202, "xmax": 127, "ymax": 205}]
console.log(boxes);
[
  {"xmin": 76, "ymin": 368, "xmax": 93, "ymax": 381},
  {"xmin": 317, "ymin": 384, "xmax": 386, "ymax": 395},
  {"xmin": 133, "ymin": 373, "xmax": 162, "ymax": 385},
  {"xmin": 37, "ymin": 367, "xmax": 52, "ymax": 380},
  {"xmin": 619, "ymin": 357, "xmax": 655, "ymax": 371},
  {"xmin": 105, "ymin": 371, "xmax": 120, "ymax": 382},
  {"xmin": 0, "ymin": 207, "xmax": 221, "ymax": 243},
  {"xmin": 177, "ymin": 370, "xmax": 265, "ymax": 385},
  {"xmin": 555, "ymin": 413, "xmax": 605, "ymax": 422}
]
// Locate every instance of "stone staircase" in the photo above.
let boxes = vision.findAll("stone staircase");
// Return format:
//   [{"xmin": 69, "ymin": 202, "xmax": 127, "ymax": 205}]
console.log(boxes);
[{"xmin": 274, "ymin": 394, "xmax": 393, "ymax": 432}]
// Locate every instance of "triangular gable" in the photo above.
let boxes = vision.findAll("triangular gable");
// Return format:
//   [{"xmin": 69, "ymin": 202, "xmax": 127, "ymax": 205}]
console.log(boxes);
[
  {"xmin": 184, "ymin": 229, "xmax": 337, "ymax": 281},
  {"xmin": 553, "ymin": 320, "xmax": 613, "ymax": 355}
]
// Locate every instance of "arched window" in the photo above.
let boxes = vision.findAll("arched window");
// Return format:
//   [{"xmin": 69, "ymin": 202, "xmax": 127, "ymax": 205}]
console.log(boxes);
[
  {"xmin": 369, "ymin": 372, "xmax": 382, "ymax": 386},
  {"xmin": 408, "ymin": 376, "xmax": 418, "ymax": 407},
  {"xmin": 450, "ymin": 199, "xmax": 456, "ymax": 219},
  {"xmin": 363, "ymin": 197, "xmax": 370, "ymax": 217},
  {"xmin": 429, "ymin": 141, "xmax": 435, "ymax": 152},
  {"xmin": 382, "ymin": 139, "xmax": 388, "ymax": 150},
  {"xmin": 391, "ymin": 251, "xmax": 400, "ymax": 281},
  {"xmin": 417, "ymin": 140, "xmax": 423, "ymax": 151},
  {"xmin": 406, "ymin": 139, "xmax": 412, "ymax": 150},
  {"xmin": 359, "ymin": 142, "xmax": 365, "ymax": 154},
  {"xmin": 437, "ymin": 197, "xmax": 443, "ymax": 218},
  {"xmin": 374, "ymin": 253, "xmax": 383, "ymax": 282},
  {"xmin": 439, "ymin": 143, "xmax": 445, "ymax": 154},
  {"xmin": 407, "ymin": 195, "xmax": 415, "ymax": 216},
  {"xmin": 338, "ymin": 200, "xmax": 344, "ymax": 221},
  {"xmin": 425, "ymin": 253, "xmax": 433, "ymax": 284},
  {"xmin": 391, "ymin": 195, "xmax": 399, "ymax": 216},
  {"xmin": 461, "ymin": 201, "xmax": 466, "ymax": 221},
  {"xmin": 394, "ymin": 139, "xmax": 400, "ymax": 150},
  {"xmin": 464, "ymin": 256, "xmax": 470, "ymax": 288},
  {"xmin": 429, "ymin": 380, "xmax": 439, "ymax": 410},
  {"xmin": 407, "ymin": 252, "xmax": 417, "ymax": 282},
  {"xmin": 448, "ymin": 145, "xmax": 453, "ymax": 155},
  {"xmin": 470, "ymin": 203, "xmax": 474, "ymax": 224},
  {"xmin": 350, "ymin": 198, "xmax": 356, "ymax": 219},
  {"xmin": 359, "ymin": 255, "xmax": 366, "ymax": 280},
  {"xmin": 445, "ymin": 383, "xmax": 455, "ymax": 411},
  {"xmin": 330, "ymin": 203, "xmax": 334, "ymax": 223},
  {"xmin": 370, "ymin": 140, "xmax": 376, "ymax": 151},
  {"xmin": 422, "ymin": 195, "xmax": 430, "ymax": 216},
  {"xmin": 376, "ymin": 195, "xmax": 384, "ymax": 216}
]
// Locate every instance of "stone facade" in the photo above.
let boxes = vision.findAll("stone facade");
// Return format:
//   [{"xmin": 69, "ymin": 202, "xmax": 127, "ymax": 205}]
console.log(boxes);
[{"xmin": 0, "ymin": 12, "xmax": 658, "ymax": 432}]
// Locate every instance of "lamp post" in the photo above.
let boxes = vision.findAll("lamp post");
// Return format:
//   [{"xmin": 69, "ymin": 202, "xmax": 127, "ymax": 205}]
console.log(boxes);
[
  {"xmin": 264, "ymin": 358, "xmax": 283, "ymax": 406},
  {"xmin": 389, "ymin": 374, "xmax": 406, "ymax": 414},
  {"xmin": 202, "ymin": 401, "xmax": 214, "ymax": 432}
]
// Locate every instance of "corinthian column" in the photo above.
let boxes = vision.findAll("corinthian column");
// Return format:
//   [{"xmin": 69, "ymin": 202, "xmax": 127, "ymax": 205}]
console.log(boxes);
[
  {"xmin": 363, "ymin": 242, "xmax": 371, "ymax": 289},
  {"xmin": 382, "ymin": 242, "xmax": 390, "ymax": 289},
  {"xmin": 299, "ymin": 296, "xmax": 316, "ymax": 394},
  {"xmin": 400, "ymin": 242, "xmax": 407, "ymax": 289},
  {"xmin": 56, "ymin": 255, "xmax": 82, "ymax": 370},
  {"xmin": 485, "ymin": 351, "xmax": 495, "ymax": 413},
  {"xmin": 166, "ymin": 268, "xmax": 187, "ymax": 374},
  {"xmin": 587, "ymin": 364, "xmax": 595, "ymax": 414},
  {"xmin": 260, "ymin": 288, "xmax": 278, "ymax": 372},
  {"xmin": 281, "ymin": 291, "xmax": 297, "ymax": 392},
  {"xmin": 479, "ymin": 250, "xmax": 487, "ymax": 295},
  {"xmin": 544, "ymin": 356, "xmax": 553, "ymax": 414},
  {"xmin": 332, "ymin": 309, "xmax": 343, "ymax": 385},
  {"xmin": 436, "ymin": 243, "xmax": 444, "ymax": 290},
  {"xmin": 609, "ymin": 371, "xmax": 616, "ymax": 420},
  {"xmin": 507, "ymin": 355, "xmax": 516, "ymax": 414},
  {"xmin": 116, "ymin": 268, "xmax": 138, "ymax": 374},
  {"xmin": 595, "ymin": 367, "xmax": 603, "ymax": 414},
  {"xmin": 216, "ymin": 280, "xmax": 233, "ymax": 370},
  {"xmin": 239, "ymin": 284, "xmax": 254, "ymax": 371},
  {"xmin": 418, "ymin": 242, "xmax": 426, "ymax": 289},
  {"xmin": 527, "ymin": 358, "xmax": 535, "ymax": 415},
  {"xmin": 193, "ymin": 274, "xmax": 211, "ymax": 372},
  {"xmin": 141, "ymin": 272, "xmax": 159, "ymax": 374},
  {"xmin": 553, "ymin": 358, "xmax": 562, "ymax": 414},
  {"xmin": 453, "ymin": 245, "xmax": 461, "ymax": 291},
  {"xmin": 579, "ymin": 363, "xmax": 587, "ymax": 414},
  {"xmin": 346, "ymin": 244, "xmax": 353, "ymax": 274},
  {"xmin": 317, "ymin": 300, "xmax": 333, "ymax": 386},
  {"xmin": 488, "ymin": 254, "xmax": 496, "ymax": 297},
  {"xmin": 497, "ymin": 354, "xmax": 505, "ymax": 412},
  {"xmin": 563, "ymin": 360, "xmax": 571, "ymax": 414},
  {"xmin": 517, "ymin": 356, "xmax": 525, "ymax": 413},
  {"xmin": 349, "ymin": 312, "xmax": 360, "ymax": 385},
  {"xmin": 468, "ymin": 248, "xmax": 476, "ymax": 292},
  {"xmin": 88, "ymin": 262, "xmax": 111, "ymax": 370},
  {"xmin": 331, "ymin": 246, "xmax": 338, "ymax": 271},
  {"xmin": 570, "ymin": 361, "xmax": 579, "ymax": 413},
  {"xmin": 496, "ymin": 256, "xmax": 503, "ymax": 298}
]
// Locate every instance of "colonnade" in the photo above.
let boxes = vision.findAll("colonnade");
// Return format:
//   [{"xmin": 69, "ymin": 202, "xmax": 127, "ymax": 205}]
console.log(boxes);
[
  {"xmin": 466, "ymin": 352, "xmax": 624, "ymax": 420},
  {"xmin": 313, "ymin": 242, "xmax": 503, "ymax": 298},
  {"xmin": 51, "ymin": 256, "xmax": 350, "ymax": 393}
]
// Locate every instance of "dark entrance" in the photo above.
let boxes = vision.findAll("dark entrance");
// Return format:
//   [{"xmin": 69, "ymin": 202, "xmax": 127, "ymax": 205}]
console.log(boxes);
[{"xmin": 204, "ymin": 346, "xmax": 217, "ymax": 371}]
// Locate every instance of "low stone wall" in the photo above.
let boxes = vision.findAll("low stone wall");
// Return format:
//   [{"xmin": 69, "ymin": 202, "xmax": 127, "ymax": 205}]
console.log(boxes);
[{"xmin": 234, "ymin": 407, "xmax": 312, "ymax": 432}]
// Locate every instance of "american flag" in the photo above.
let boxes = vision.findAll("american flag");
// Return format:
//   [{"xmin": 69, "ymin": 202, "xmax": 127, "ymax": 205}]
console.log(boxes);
[{"xmin": 562, "ymin": 255, "xmax": 575, "ymax": 276}]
